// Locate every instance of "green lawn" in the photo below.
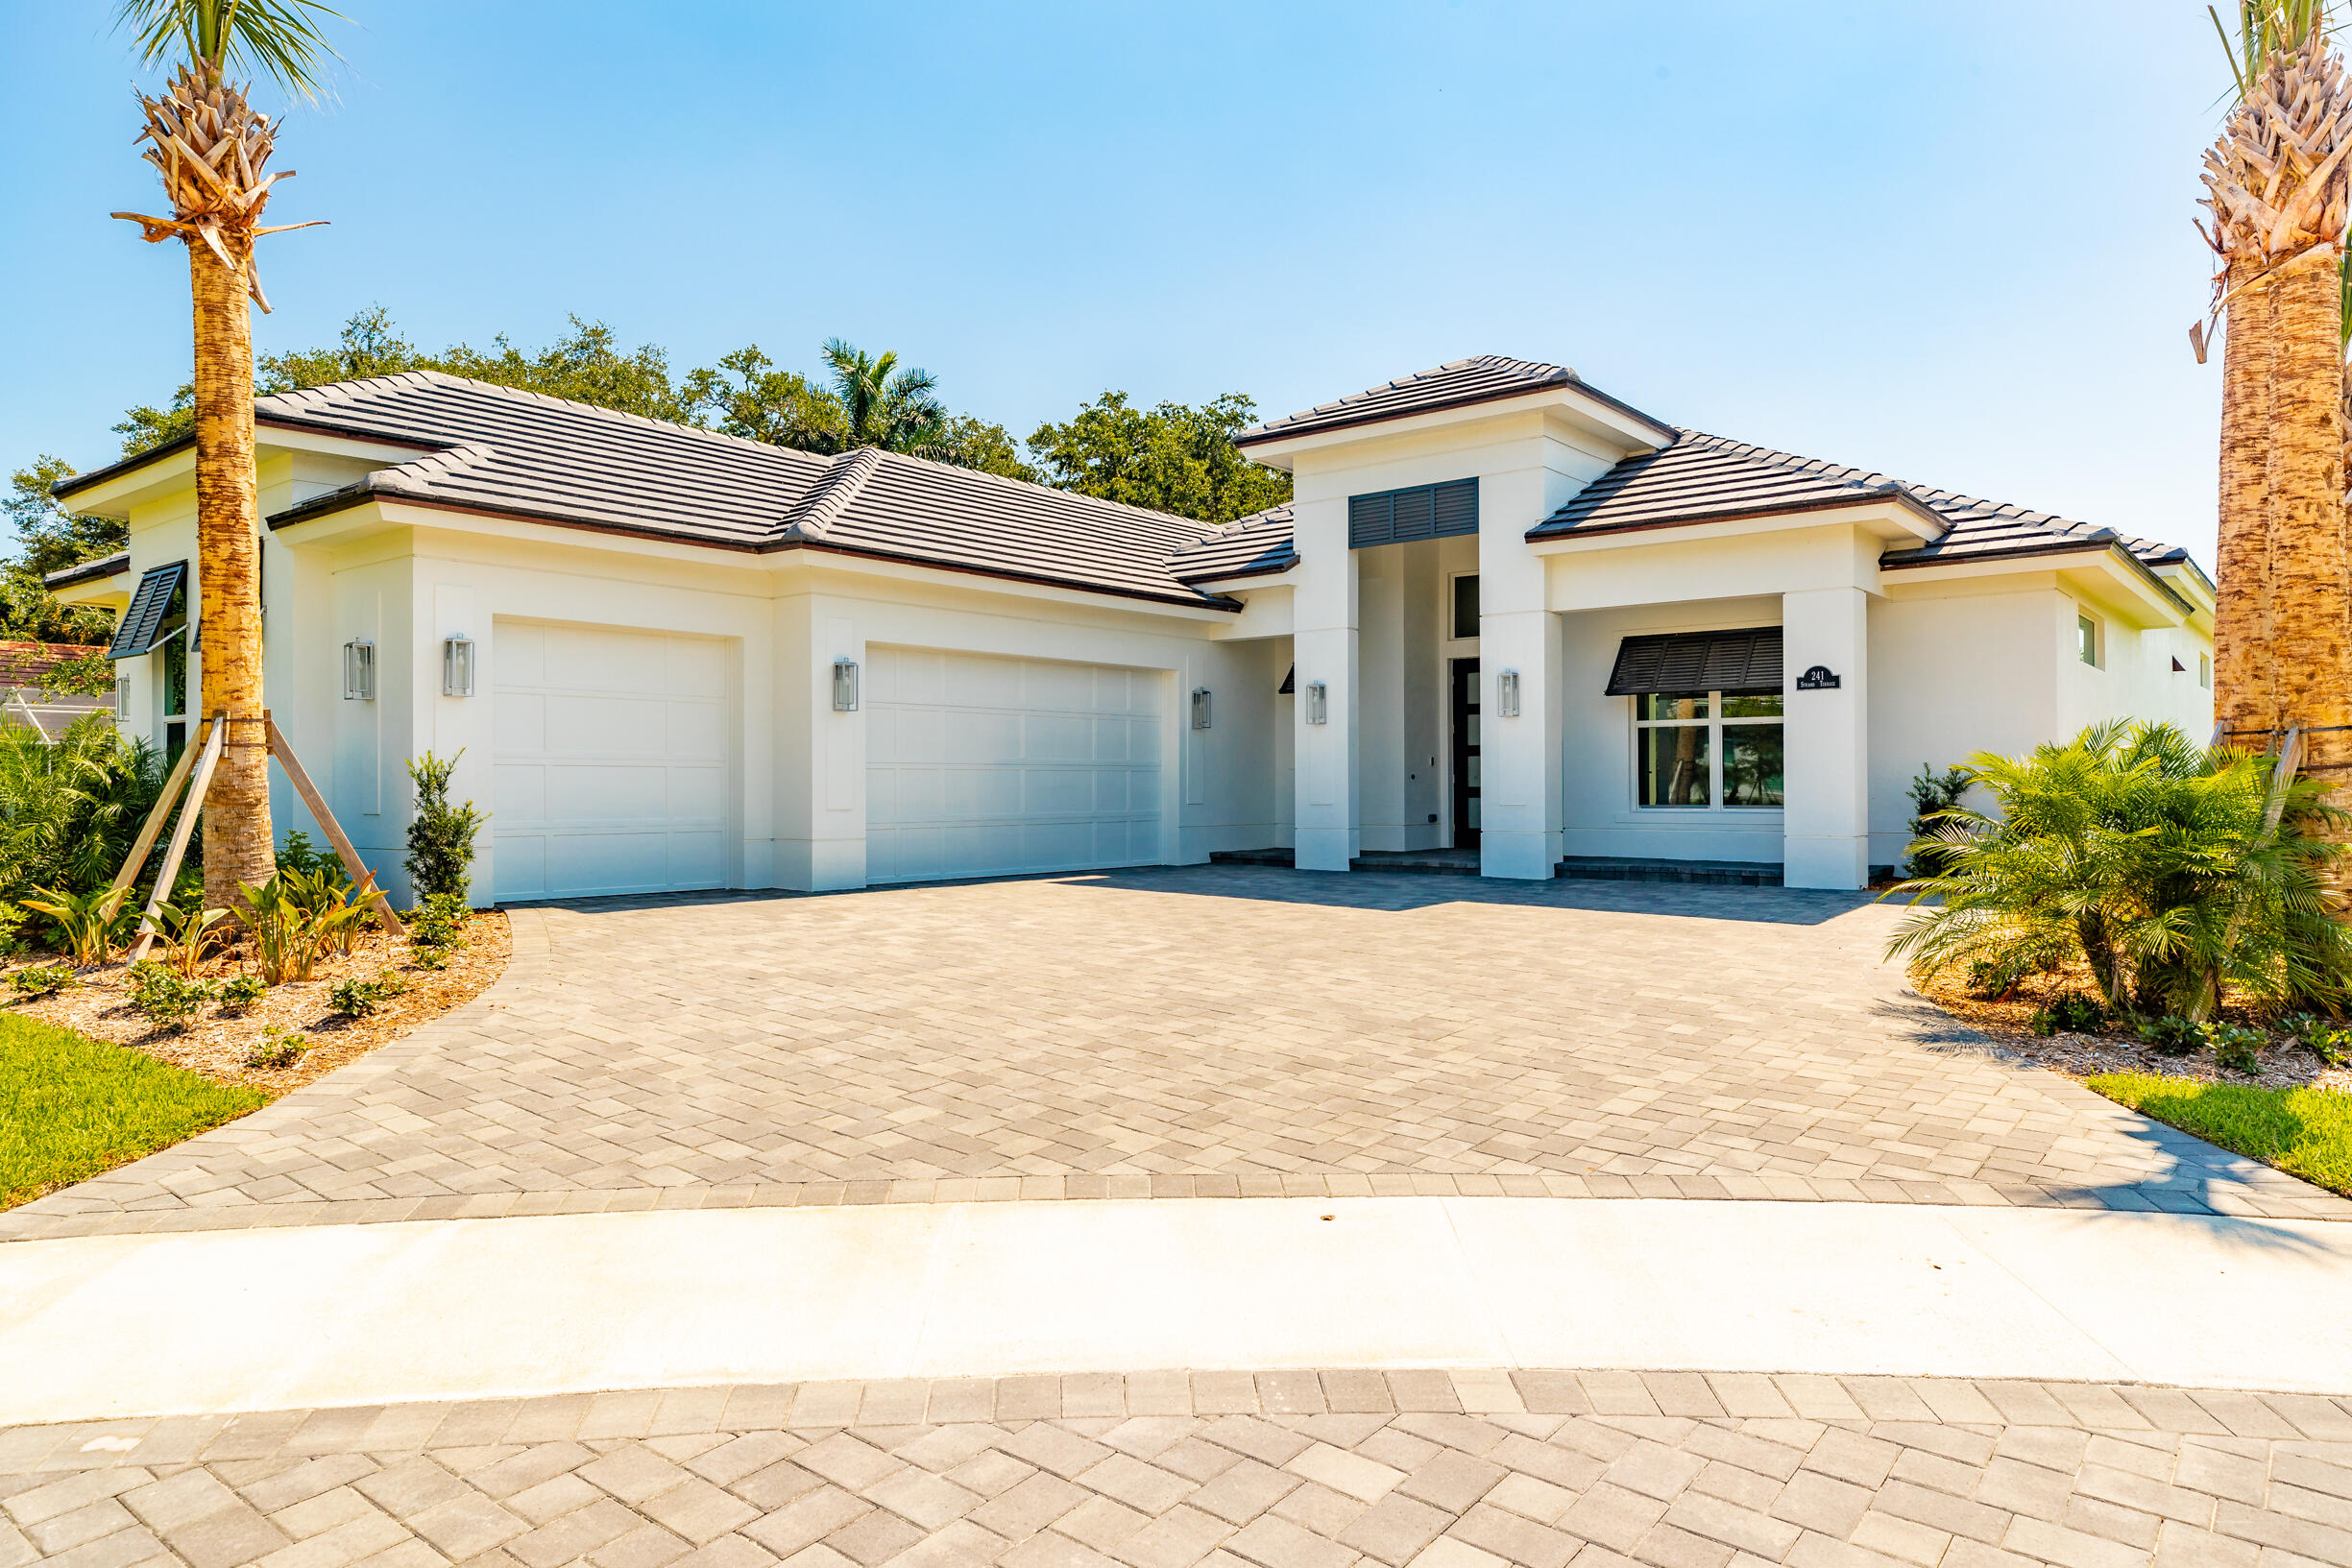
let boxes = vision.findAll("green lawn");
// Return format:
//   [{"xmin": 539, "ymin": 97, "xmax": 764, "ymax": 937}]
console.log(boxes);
[
  {"xmin": 0, "ymin": 1013, "xmax": 266, "ymax": 1209},
  {"xmin": 2088, "ymin": 1072, "xmax": 2352, "ymax": 1196}
]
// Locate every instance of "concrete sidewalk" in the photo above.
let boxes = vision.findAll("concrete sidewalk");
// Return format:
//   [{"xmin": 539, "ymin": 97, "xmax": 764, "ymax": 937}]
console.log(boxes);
[{"xmin": 5, "ymin": 1196, "xmax": 2351, "ymax": 1426}]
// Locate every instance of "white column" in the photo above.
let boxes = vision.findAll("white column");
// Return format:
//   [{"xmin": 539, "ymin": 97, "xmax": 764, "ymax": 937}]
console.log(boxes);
[
  {"xmin": 1356, "ymin": 547, "xmax": 1408, "ymax": 853},
  {"xmin": 1478, "ymin": 608, "xmax": 1563, "ymax": 878},
  {"xmin": 1293, "ymin": 495, "xmax": 1359, "ymax": 871},
  {"xmin": 1782, "ymin": 586, "xmax": 1869, "ymax": 890}
]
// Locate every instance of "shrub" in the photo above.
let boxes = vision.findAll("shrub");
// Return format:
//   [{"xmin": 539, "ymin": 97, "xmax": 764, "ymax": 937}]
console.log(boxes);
[
  {"xmin": 1967, "ymin": 933, "xmax": 2064, "ymax": 1001},
  {"xmin": 125, "ymin": 962, "xmax": 210, "ymax": 1033},
  {"xmin": 407, "ymin": 890, "xmax": 471, "ymax": 952},
  {"xmin": 327, "ymin": 973, "xmax": 405, "ymax": 1019},
  {"xmin": 1904, "ymin": 764, "xmax": 1972, "ymax": 880},
  {"xmin": 0, "ymin": 719, "xmax": 167, "ymax": 906},
  {"xmin": 9, "ymin": 964, "xmax": 76, "ymax": 1000},
  {"xmin": 281, "ymin": 866, "xmax": 371, "ymax": 958},
  {"xmin": 2279, "ymin": 1012, "xmax": 2352, "ymax": 1067},
  {"xmin": 238, "ymin": 875, "xmax": 331, "ymax": 985},
  {"xmin": 0, "ymin": 903, "xmax": 23, "ymax": 957},
  {"xmin": 404, "ymin": 752, "xmax": 487, "ymax": 904},
  {"xmin": 1885, "ymin": 721, "xmax": 2352, "ymax": 1024},
  {"xmin": 244, "ymin": 1028, "xmax": 307, "ymax": 1071},
  {"xmin": 213, "ymin": 973, "xmax": 265, "ymax": 1013},
  {"xmin": 408, "ymin": 945, "xmax": 450, "ymax": 971},
  {"xmin": 152, "ymin": 901, "xmax": 226, "ymax": 979},
  {"xmin": 276, "ymin": 829, "xmax": 352, "ymax": 891},
  {"xmin": 2139, "ymin": 1016, "xmax": 2204, "ymax": 1057},
  {"xmin": 18, "ymin": 884, "xmax": 133, "ymax": 966},
  {"xmin": 2030, "ymin": 994, "xmax": 2105, "ymax": 1036},
  {"xmin": 2206, "ymin": 1022, "xmax": 2265, "ymax": 1074}
]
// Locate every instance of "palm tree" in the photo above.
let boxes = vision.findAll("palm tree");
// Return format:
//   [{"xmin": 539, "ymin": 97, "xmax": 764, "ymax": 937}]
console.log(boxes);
[
  {"xmin": 821, "ymin": 339, "xmax": 950, "ymax": 455},
  {"xmin": 2199, "ymin": 4, "xmax": 2352, "ymax": 819},
  {"xmin": 109, "ymin": 0, "xmax": 340, "ymax": 907}
]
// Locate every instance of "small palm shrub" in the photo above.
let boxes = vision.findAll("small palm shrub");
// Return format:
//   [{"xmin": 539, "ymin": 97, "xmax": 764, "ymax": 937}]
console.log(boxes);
[
  {"xmin": 153, "ymin": 902, "xmax": 227, "ymax": 978},
  {"xmin": 404, "ymin": 752, "xmax": 486, "ymax": 904},
  {"xmin": 126, "ymin": 962, "xmax": 211, "ymax": 1033},
  {"xmin": 19, "ymin": 885, "xmax": 133, "ymax": 966},
  {"xmin": 0, "ymin": 718, "xmax": 166, "ymax": 905},
  {"xmin": 240, "ymin": 875, "xmax": 328, "ymax": 985},
  {"xmin": 1886, "ymin": 722, "xmax": 2352, "ymax": 1025}
]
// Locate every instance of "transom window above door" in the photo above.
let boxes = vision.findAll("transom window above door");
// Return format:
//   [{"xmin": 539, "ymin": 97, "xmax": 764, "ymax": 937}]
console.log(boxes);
[{"xmin": 1633, "ymin": 691, "xmax": 1784, "ymax": 809}]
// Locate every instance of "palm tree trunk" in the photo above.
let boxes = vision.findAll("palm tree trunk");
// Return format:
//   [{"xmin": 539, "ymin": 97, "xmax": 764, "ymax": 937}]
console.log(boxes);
[
  {"xmin": 2267, "ymin": 253, "xmax": 2352, "ymax": 812},
  {"xmin": 2215, "ymin": 254, "xmax": 2277, "ymax": 749},
  {"xmin": 189, "ymin": 237, "xmax": 276, "ymax": 907}
]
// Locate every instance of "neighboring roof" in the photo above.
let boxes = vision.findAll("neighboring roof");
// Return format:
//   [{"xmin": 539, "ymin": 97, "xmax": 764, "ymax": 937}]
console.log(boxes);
[
  {"xmin": 1533, "ymin": 428, "xmax": 2197, "ymax": 582},
  {"xmin": 251, "ymin": 373, "xmax": 1242, "ymax": 609},
  {"xmin": 42, "ymin": 550, "xmax": 130, "ymax": 591},
  {"xmin": 0, "ymin": 640, "xmax": 103, "ymax": 688},
  {"xmin": 1169, "ymin": 506, "xmax": 1297, "ymax": 583},
  {"xmin": 1234, "ymin": 356, "xmax": 1674, "ymax": 448}
]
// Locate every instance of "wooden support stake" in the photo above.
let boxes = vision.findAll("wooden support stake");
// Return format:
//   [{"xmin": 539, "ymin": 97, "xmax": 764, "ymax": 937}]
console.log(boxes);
[
  {"xmin": 128, "ymin": 714, "xmax": 225, "ymax": 963},
  {"xmin": 101, "ymin": 715, "xmax": 207, "ymax": 921},
  {"xmin": 2265, "ymin": 725, "xmax": 2306, "ymax": 836},
  {"xmin": 267, "ymin": 715, "xmax": 405, "ymax": 938}
]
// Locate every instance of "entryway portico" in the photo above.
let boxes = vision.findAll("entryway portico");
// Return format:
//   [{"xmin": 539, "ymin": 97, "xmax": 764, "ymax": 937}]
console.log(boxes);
[{"xmin": 1233, "ymin": 358, "xmax": 1911, "ymax": 892}]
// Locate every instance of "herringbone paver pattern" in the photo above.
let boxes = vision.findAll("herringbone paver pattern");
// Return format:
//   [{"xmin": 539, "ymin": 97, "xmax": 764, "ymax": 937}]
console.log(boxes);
[
  {"xmin": 6, "ymin": 1370, "xmax": 2351, "ymax": 1568},
  {"xmin": 7, "ymin": 867, "xmax": 2342, "ymax": 1241}
]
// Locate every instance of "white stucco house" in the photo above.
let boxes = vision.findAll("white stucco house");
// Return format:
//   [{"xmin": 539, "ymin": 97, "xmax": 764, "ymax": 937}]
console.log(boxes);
[{"xmin": 47, "ymin": 355, "xmax": 2216, "ymax": 904}]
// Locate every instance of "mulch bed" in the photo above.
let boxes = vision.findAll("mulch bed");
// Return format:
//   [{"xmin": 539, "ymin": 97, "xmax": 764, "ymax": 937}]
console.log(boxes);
[
  {"xmin": 1911, "ymin": 965, "xmax": 2352, "ymax": 1094},
  {"xmin": 2, "ymin": 911, "xmax": 509, "ymax": 1095}
]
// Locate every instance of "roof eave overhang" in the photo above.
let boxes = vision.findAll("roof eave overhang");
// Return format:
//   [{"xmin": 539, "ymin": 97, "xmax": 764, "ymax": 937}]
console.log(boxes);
[
  {"xmin": 1884, "ymin": 543, "xmax": 2194, "ymax": 626},
  {"xmin": 1185, "ymin": 565, "xmax": 1300, "ymax": 594},
  {"xmin": 57, "ymin": 418, "xmax": 444, "ymax": 519},
  {"xmin": 273, "ymin": 492, "xmax": 1245, "ymax": 618},
  {"xmin": 1235, "ymin": 383, "xmax": 1676, "ymax": 470},
  {"xmin": 1526, "ymin": 494, "xmax": 1946, "ymax": 555}
]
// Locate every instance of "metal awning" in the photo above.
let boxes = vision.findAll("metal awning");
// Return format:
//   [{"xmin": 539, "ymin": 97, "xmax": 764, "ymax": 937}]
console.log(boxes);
[
  {"xmin": 106, "ymin": 561, "xmax": 188, "ymax": 661},
  {"xmin": 1604, "ymin": 625, "xmax": 1782, "ymax": 696},
  {"xmin": 1278, "ymin": 664, "xmax": 1296, "ymax": 695}
]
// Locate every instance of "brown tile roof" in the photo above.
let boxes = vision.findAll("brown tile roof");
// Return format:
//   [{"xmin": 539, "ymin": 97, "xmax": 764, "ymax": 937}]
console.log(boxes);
[
  {"xmin": 1532, "ymin": 428, "xmax": 2196, "ymax": 578},
  {"xmin": 0, "ymin": 640, "xmax": 101, "ymax": 688},
  {"xmin": 1169, "ymin": 507, "xmax": 1297, "ymax": 583},
  {"xmin": 256, "ymin": 374, "xmax": 1241, "ymax": 609},
  {"xmin": 1234, "ymin": 356, "xmax": 1673, "ymax": 447}
]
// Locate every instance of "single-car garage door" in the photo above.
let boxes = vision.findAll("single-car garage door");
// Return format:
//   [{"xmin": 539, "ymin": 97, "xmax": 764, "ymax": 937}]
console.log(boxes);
[
  {"xmin": 865, "ymin": 645, "xmax": 1163, "ymax": 883},
  {"xmin": 492, "ymin": 620, "xmax": 730, "ymax": 900}
]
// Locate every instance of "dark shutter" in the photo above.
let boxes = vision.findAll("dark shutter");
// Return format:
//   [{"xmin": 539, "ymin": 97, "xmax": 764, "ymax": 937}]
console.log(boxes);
[
  {"xmin": 107, "ymin": 562, "xmax": 188, "ymax": 661},
  {"xmin": 1605, "ymin": 626, "xmax": 1782, "ymax": 696},
  {"xmin": 1348, "ymin": 478, "xmax": 1479, "ymax": 547},
  {"xmin": 1277, "ymin": 664, "xmax": 1296, "ymax": 695}
]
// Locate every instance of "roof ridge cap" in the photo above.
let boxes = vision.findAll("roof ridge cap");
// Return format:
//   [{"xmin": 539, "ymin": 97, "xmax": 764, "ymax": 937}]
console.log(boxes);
[
  {"xmin": 780, "ymin": 446, "xmax": 885, "ymax": 540},
  {"xmin": 862, "ymin": 445, "xmax": 1212, "ymax": 532}
]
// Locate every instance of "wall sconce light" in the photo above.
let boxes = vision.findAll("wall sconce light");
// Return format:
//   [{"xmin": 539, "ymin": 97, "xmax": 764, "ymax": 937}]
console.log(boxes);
[
  {"xmin": 441, "ymin": 634, "xmax": 475, "ymax": 698},
  {"xmin": 1191, "ymin": 687, "xmax": 1212, "ymax": 730},
  {"xmin": 113, "ymin": 678, "xmax": 130, "ymax": 722},
  {"xmin": 832, "ymin": 658, "xmax": 861, "ymax": 712},
  {"xmin": 1496, "ymin": 668, "xmax": 1520, "ymax": 718},
  {"xmin": 342, "ymin": 639, "xmax": 376, "ymax": 701},
  {"xmin": 1304, "ymin": 681, "xmax": 1328, "ymax": 725}
]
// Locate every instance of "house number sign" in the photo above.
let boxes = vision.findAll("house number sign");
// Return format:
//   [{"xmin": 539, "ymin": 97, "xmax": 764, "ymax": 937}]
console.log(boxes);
[{"xmin": 1796, "ymin": 664, "xmax": 1841, "ymax": 689}]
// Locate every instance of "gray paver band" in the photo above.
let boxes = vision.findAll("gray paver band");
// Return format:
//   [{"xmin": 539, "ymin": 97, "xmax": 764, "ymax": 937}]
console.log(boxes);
[
  {"xmin": 6, "ymin": 866, "xmax": 2342, "ymax": 1242},
  {"xmin": 4, "ymin": 1370, "xmax": 2349, "ymax": 1568}
]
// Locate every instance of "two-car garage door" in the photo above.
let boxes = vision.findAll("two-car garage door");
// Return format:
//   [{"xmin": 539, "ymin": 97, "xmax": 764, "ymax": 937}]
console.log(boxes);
[{"xmin": 864, "ymin": 646, "xmax": 1164, "ymax": 884}]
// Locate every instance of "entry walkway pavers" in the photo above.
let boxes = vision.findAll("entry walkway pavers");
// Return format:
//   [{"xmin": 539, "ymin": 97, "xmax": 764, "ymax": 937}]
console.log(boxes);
[
  {"xmin": 5, "ymin": 866, "xmax": 2342, "ymax": 1242},
  {"xmin": 6, "ymin": 1368, "xmax": 2350, "ymax": 1568}
]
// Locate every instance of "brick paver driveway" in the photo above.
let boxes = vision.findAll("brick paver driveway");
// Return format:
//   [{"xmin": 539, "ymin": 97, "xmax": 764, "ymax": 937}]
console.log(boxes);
[
  {"xmin": 7, "ymin": 865, "xmax": 2341, "ymax": 1239},
  {"xmin": 6, "ymin": 1368, "xmax": 2349, "ymax": 1568}
]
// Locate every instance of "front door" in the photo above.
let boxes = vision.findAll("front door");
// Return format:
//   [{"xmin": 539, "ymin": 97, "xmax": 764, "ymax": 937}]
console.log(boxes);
[{"xmin": 1451, "ymin": 657, "xmax": 1480, "ymax": 851}]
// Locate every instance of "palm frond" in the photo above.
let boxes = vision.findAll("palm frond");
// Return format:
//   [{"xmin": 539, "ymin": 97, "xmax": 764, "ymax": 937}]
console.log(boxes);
[{"xmin": 116, "ymin": 0, "xmax": 344, "ymax": 100}]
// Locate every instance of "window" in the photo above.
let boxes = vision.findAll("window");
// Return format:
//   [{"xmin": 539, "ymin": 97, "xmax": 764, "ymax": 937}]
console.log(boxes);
[
  {"xmin": 1635, "ymin": 690, "xmax": 1784, "ymax": 809},
  {"xmin": 2200, "ymin": 652, "xmax": 2213, "ymax": 689},
  {"xmin": 1452, "ymin": 574, "xmax": 1480, "ymax": 639},
  {"xmin": 2077, "ymin": 612, "xmax": 2100, "ymax": 667}
]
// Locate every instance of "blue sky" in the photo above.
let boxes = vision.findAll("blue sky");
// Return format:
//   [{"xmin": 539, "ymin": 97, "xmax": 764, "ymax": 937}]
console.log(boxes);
[{"xmin": 4, "ymin": 3, "xmax": 2226, "ymax": 563}]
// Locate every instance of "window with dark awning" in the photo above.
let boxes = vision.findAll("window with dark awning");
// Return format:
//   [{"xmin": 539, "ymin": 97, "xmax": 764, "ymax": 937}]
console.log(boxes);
[
  {"xmin": 1605, "ymin": 626, "xmax": 1782, "ymax": 696},
  {"xmin": 107, "ymin": 561, "xmax": 188, "ymax": 661}
]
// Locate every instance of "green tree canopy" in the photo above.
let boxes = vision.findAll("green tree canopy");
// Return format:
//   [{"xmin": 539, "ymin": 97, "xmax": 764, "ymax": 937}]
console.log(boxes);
[
  {"xmin": 1027, "ymin": 392, "xmax": 1291, "ymax": 524},
  {"xmin": 1, "ymin": 460, "xmax": 126, "ymax": 645}
]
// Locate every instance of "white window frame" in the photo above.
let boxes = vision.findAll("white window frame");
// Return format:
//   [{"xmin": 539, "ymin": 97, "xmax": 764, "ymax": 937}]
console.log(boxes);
[
  {"xmin": 2076, "ymin": 609, "xmax": 2103, "ymax": 669},
  {"xmin": 1632, "ymin": 690, "xmax": 1786, "ymax": 812}
]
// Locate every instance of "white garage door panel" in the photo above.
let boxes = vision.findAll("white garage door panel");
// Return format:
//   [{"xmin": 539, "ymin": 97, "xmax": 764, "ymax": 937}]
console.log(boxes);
[
  {"xmin": 865, "ymin": 645, "xmax": 1163, "ymax": 884},
  {"xmin": 493, "ymin": 621, "xmax": 732, "ymax": 901}
]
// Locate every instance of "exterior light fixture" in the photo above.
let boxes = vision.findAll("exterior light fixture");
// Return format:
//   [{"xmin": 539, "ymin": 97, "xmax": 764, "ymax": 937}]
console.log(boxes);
[
  {"xmin": 1495, "ymin": 669, "xmax": 1520, "ymax": 717},
  {"xmin": 342, "ymin": 639, "xmax": 376, "ymax": 701},
  {"xmin": 113, "ymin": 678, "xmax": 130, "ymax": 722},
  {"xmin": 832, "ymin": 658, "xmax": 861, "ymax": 712},
  {"xmin": 1304, "ymin": 681, "xmax": 1328, "ymax": 726},
  {"xmin": 1191, "ymin": 687, "xmax": 1212, "ymax": 730},
  {"xmin": 441, "ymin": 635, "xmax": 475, "ymax": 698}
]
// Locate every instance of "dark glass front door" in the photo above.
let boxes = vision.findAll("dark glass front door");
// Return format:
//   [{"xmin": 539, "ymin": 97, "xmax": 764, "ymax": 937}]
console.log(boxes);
[{"xmin": 1451, "ymin": 657, "xmax": 1479, "ymax": 851}]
